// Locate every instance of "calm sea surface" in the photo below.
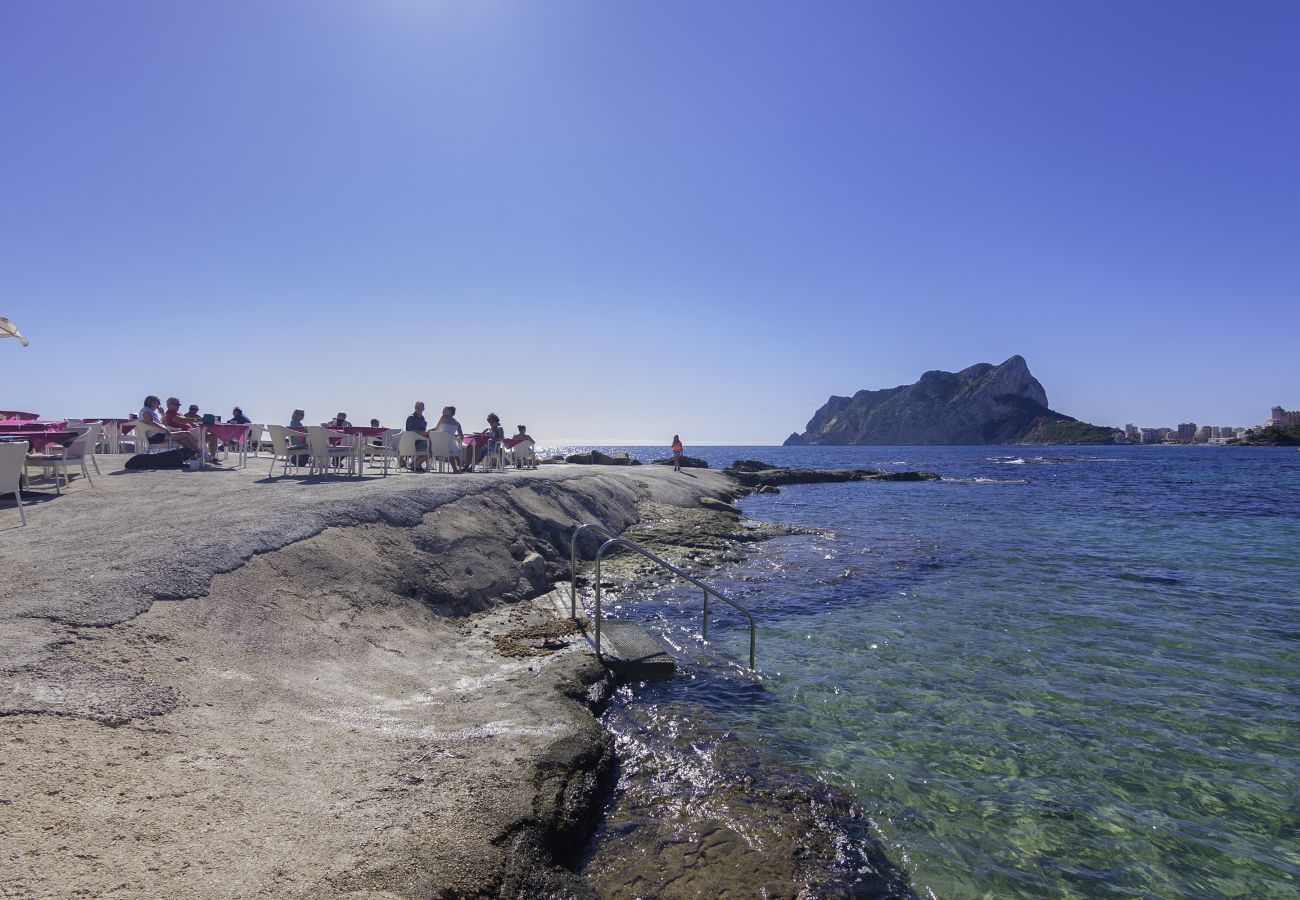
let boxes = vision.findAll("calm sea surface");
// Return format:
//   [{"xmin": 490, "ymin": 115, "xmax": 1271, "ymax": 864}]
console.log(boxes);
[{"xmin": 552, "ymin": 444, "xmax": 1300, "ymax": 898}]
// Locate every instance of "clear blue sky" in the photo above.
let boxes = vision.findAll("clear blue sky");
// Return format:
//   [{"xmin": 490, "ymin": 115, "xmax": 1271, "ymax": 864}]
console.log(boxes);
[{"xmin": 3, "ymin": 1, "xmax": 1297, "ymax": 442}]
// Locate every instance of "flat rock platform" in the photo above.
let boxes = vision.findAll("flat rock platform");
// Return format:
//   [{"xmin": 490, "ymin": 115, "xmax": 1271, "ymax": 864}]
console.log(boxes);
[{"xmin": 1, "ymin": 456, "xmax": 737, "ymax": 897}]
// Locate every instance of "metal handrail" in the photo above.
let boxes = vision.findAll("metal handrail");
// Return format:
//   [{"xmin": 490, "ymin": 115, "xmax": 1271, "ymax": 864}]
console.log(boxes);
[{"xmin": 569, "ymin": 523, "xmax": 756, "ymax": 670}]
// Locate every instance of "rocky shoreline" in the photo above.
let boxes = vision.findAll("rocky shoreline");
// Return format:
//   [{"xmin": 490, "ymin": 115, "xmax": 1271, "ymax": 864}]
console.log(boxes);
[{"xmin": 1, "ymin": 459, "xmax": 929, "ymax": 897}]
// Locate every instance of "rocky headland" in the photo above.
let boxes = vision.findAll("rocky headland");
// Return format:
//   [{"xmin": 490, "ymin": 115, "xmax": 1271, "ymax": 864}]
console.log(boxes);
[{"xmin": 784, "ymin": 355, "xmax": 1118, "ymax": 445}]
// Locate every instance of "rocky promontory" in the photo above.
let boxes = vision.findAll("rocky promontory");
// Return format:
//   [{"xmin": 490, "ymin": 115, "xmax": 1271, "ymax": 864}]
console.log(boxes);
[{"xmin": 784, "ymin": 355, "xmax": 1117, "ymax": 445}]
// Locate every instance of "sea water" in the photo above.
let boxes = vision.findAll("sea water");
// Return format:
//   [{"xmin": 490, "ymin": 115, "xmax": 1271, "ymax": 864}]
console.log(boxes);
[{"xmin": 554, "ymin": 444, "xmax": 1299, "ymax": 898}]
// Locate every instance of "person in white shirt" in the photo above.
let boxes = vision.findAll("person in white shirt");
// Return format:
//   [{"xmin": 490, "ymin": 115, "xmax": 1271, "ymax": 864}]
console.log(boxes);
[{"xmin": 435, "ymin": 405, "xmax": 465, "ymax": 473}]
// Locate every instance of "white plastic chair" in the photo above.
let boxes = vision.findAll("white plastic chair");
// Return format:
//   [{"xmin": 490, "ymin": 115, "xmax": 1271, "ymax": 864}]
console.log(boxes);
[
  {"xmin": 133, "ymin": 418, "xmax": 174, "ymax": 453},
  {"xmin": 511, "ymin": 441, "xmax": 537, "ymax": 469},
  {"xmin": 425, "ymin": 431, "xmax": 458, "ymax": 473},
  {"xmin": 25, "ymin": 426, "xmax": 95, "ymax": 495},
  {"xmin": 80, "ymin": 422, "xmax": 102, "ymax": 475},
  {"xmin": 306, "ymin": 426, "xmax": 354, "ymax": 476},
  {"xmin": 266, "ymin": 425, "xmax": 305, "ymax": 478},
  {"xmin": 243, "ymin": 424, "xmax": 264, "ymax": 458},
  {"xmin": 0, "ymin": 441, "xmax": 26, "ymax": 525},
  {"xmin": 362, "ymin": 428, "xmax": 401, "ymax": 475},
  {"xmin": 397, "ymin": 431, "xmax": 430, "ymax": 472}
]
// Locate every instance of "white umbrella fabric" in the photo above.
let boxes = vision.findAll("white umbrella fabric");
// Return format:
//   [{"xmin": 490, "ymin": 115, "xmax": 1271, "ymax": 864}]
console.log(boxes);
[{"xmin": 1, "ymin": 317, "xmax": 28, "ymax": 347}]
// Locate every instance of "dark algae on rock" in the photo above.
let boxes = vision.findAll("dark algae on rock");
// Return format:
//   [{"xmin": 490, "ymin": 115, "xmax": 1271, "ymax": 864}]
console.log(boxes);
[{"xmin": 784, "ymin": 355, "xmax": 1118, "ymax": 445}]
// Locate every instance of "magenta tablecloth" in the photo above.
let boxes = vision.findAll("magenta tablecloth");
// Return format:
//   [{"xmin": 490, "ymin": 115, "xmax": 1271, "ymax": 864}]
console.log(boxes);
[
  {"xmin": 0, "ymin": 421, "xmax": 66, "ymax": 432},
  {"xmin": 205, "ymin": 423, "xmax": 251, "ymax": 444},
  {"xmin": 1, "ymin": 430, "xmax": 77, "ymax": 451}
]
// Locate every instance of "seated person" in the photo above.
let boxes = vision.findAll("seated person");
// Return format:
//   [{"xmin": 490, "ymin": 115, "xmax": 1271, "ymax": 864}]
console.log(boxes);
[
  {"xmin": 185, "ymin": 403, "xmax": 203, "ymax": 423},
  {"xmin": 404, "ymin": 401, "xmax": 430, "ymax": 472},
  {"xmin": 510, "ymin": 425, "xmax": 535, "ymax": 468},
  {"xmin": 164, "ymin": 397, "xmax": 221, "ymax": 460},
  {"xmin": 138, "ymin": 395, "xmax": 211, "ymax": 461},
  {"xmin": 329, "ymin": 412, "xmax": 352, "ymax": 428},
  {"xmin": 435, "ymin": 405, "xmax": 465, "ymax": 473},
  {"xmin": 368, "ymin": 418, "xmax": 384, "ymax": 447},
  {"xmin": 287, "ymin": 409, "xmax": 307, "ymax": 449},
  {"xmin": 476, "ymin": 413, "xmax": 506, "ymax": 470},
  {"xmin": 229, "ymin": 408, "xmax": 251, "ymax": 425}
]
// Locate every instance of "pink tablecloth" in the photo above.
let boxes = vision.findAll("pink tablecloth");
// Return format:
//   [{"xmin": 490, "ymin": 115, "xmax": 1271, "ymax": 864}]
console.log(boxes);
[
  {"xmin": 205, "ymin": 423, "xmax": 251, "ymax": 444},
  {"xmin": 0, "ymin": 430, "xmax": 76, "ymax": 451},
  {"xmin": 0, "ymin": 421, "xmax": 66, "ymax": 432}
]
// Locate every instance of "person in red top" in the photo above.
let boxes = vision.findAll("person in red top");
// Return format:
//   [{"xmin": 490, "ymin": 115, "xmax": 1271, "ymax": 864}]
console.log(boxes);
[
  {"xmin": 671, "ymin": 435, "xmax": 684, "ymax": 472},
  {"xmin": 164, "ymin": 397, "xmax": 221, "ymax": 461}
]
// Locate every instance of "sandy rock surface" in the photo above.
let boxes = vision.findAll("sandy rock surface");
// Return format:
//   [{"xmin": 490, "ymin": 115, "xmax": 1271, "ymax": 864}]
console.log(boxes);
[{"xmin": 0, "ymin": 458, "xmax": 736, "ymax": 897}]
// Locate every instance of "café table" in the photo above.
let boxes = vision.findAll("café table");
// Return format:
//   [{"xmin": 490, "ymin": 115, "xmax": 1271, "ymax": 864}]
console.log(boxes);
[
  {"xmin": 204, "ymin": 423, "xmax": 252, "ymax": 468},
  {"xmin": 462, "ymin": 433, "xmax": 500, "ymax": 471},
  {"xmin": 0, "ymin": 430, "xmax": 77, "ymax": 452},
  {"xmin": 288, "ymin": 426, "xmax": 362, "ymax": 476},
  {"xmin": 334, "ymin": 426, "xmax": 389, "ymax": 474},
  {"xmin": 0, "ymin": 421, "xmax": 67, "ymax": 432}
]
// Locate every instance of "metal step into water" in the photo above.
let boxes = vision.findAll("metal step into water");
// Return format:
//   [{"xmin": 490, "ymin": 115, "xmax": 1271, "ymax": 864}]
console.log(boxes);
[{"xmin": 596, "ymin": 620, "xmax": 675, "ymax": 681}]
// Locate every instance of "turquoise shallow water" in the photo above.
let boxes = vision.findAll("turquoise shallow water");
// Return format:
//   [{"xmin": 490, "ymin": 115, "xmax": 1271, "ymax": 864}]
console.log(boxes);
[{"xmin": 560, "ymin": 445, "xmax": 1300, "ymax": 898}]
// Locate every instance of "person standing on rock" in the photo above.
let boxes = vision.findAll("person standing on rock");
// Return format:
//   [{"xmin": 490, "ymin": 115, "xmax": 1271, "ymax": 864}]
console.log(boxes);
[{"xmin": 671, "ymin": 434, "xmax": 683, "ymax": 472}]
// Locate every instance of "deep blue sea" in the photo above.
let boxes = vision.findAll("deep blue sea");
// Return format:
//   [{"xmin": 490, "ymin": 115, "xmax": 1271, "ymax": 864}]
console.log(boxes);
[{"xmin": 554, "ymin": 444, "xmax": 1300, "ymax": 898}]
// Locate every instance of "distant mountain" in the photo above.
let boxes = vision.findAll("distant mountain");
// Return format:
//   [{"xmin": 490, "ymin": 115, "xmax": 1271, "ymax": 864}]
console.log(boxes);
[{"xmin": 783, "ymin": 356, "xmax": 1117, "ymax": 446}]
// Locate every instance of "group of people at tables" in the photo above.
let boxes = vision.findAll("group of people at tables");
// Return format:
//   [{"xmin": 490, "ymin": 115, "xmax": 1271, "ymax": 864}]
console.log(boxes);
[
  {"xmin": 135, "ymin": 396, "xmax": 535, "ymax": 473},
  {"xmin": 400, "ymin": 402, "xmax": 534, "ymax": 473}
]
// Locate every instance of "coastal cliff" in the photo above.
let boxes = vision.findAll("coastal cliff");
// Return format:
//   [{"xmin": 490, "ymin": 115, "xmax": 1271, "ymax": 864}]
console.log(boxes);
[{"xmin": 784, "ymin": 355, "xmax": 1117, "ymax": 445}]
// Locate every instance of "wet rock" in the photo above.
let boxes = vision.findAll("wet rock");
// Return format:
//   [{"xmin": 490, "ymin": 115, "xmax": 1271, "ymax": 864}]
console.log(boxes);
[{"xmin": 699, "ymin": 497, "xmax": 742, "ymax": 515}]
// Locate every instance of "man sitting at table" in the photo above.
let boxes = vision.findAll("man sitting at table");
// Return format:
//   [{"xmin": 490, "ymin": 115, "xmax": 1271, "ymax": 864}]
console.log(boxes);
[
  {"xmin": 329, "ymin": 412, "xmax": 352, "ymax": 428},
  {"xmin": 164, "ymin": 397, "xmax": 221, "ymax": 460},
  {"xmin": 139, "ymin": 395, "xmax": 212, "ymax": 462},
  {"xmin": 229, "ymin": 407, "xmax": 251, "ymax": 425},
  {"xmin": 404, "ymin": 401, "xmax": 431, "ymax": 472}
]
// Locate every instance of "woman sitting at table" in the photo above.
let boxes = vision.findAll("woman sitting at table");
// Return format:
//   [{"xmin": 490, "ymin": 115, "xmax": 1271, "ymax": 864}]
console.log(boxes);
[
  {"xmin": 476, "ymin": 413, "xmax": 506, "ymax": 470},
  {"xmin": 139, "ymin": 395, "xmax": 210, "ymax": 461},
  {"xmin": 287, "ymin": 409, "xmax": 308, "ymax": 452},
  {"xmin": 164, "ymin": 397, "xmax": 221, "ymax": 459},
  {"xmin": 435, "ymin": 405, "xmax": 465, "ymax": 473}
]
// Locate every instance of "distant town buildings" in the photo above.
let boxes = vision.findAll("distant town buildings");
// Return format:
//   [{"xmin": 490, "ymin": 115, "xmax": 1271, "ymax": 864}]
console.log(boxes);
[
  {"xmin": 1270, "ymin": 406, "xmax": 1300, "ymax": 427},
  {"xmin": 1117, "ymin": 406, "xmax": 1295, "ymax": 444}
]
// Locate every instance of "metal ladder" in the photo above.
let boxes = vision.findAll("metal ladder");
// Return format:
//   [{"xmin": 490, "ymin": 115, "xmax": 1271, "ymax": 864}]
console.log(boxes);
[{"xmin": 569, "ymin": 523, "xmax": 757, "ymax": 670}]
